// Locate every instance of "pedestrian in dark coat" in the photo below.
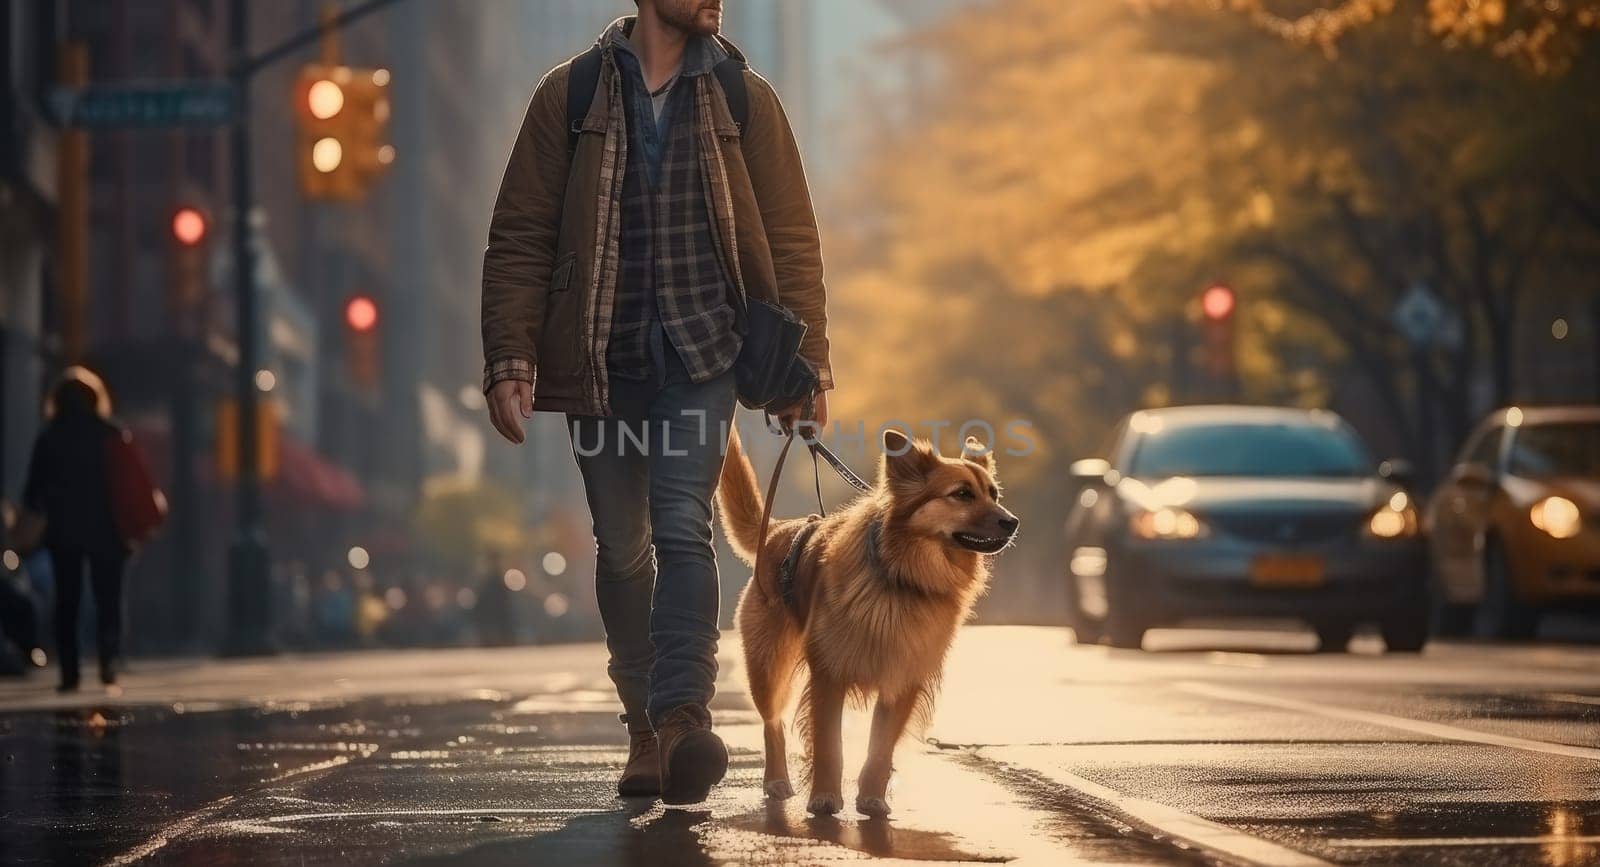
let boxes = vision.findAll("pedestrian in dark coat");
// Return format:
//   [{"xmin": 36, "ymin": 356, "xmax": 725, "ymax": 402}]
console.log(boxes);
[{"xmin": 21, "ymin": 368, "xmax": 129, "ymax": 691}]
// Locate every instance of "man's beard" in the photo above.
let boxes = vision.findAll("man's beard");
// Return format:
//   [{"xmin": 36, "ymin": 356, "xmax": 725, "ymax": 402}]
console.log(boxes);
[{"xmin": 660, "ymin": 1, "xmax": 722, "ymax": 38}]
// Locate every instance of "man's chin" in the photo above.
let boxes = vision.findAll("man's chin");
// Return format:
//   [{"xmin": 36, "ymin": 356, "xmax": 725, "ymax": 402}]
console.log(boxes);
[{"xmin": 693, "ymin": 11, "xmax": 722, "ymax": 36}]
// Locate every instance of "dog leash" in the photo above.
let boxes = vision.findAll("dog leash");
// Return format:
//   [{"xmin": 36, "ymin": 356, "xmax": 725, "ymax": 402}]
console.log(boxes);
[
  {"xmin": 809, "ymin": 437, "xmax": 872, "ymax": 495},
  {"xmin": 753, "ymin": 398, "xmax": 872, "ymax": 606}
]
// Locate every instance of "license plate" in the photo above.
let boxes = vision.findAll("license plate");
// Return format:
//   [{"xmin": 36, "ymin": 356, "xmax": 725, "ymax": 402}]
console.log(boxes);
[{"xmin": 1250, "ymin": 554, "xmax": 1326, "ymax": 588}]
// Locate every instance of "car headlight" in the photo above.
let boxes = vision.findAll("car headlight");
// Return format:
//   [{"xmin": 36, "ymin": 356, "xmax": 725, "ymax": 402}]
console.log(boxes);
[
  {"xmin": 1531, "ymin": 496, "xmax": 1582, "ymax": 540},
  {"xmin": 1368, "ymin": 505, "xmax": 1419, "ymax": 539},
  {"xmin": 1365, "ymin": 491, "xmax": 1419, "ymax": 539},
  {"xmin": 1130, "ymin": 508, "xmax": 1207, "ymax": 540}
]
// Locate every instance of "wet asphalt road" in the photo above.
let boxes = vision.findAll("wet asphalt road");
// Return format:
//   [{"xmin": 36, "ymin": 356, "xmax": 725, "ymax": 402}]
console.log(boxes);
[{"xmin": 6, "ymin": 626, "xmax": 1600, "ymax": 865}]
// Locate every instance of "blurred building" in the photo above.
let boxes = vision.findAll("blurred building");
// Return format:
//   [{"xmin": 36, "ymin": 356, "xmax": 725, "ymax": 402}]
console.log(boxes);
[
  {"xmin": 0, "ymin": 2, "xmax": 59, "ymax": 518},
  {"xmin": 724, "ymin": 0, "xmax": 973, "ymax": 185}
]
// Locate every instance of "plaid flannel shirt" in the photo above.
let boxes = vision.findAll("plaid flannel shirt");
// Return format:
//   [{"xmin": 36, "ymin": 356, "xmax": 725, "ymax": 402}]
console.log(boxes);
[{"xmin": 609, "ymin": 46, "xmax": 740, "ymax": 383}]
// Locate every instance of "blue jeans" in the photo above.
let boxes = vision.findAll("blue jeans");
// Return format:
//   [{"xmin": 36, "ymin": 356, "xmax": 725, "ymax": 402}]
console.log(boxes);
[{"xmin": 568, "ymin": 338, "xmax": 736, "ymax": 728}]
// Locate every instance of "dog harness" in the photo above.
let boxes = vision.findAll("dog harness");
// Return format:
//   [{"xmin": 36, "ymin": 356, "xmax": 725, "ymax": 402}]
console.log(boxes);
[
  {"xmin": 777, "ymin": 516, "xmax": 893, "ymax": 618},
  {"xmin": 758, "ymin": 425, "xmax": 876, "ymax": 618},
  {"xmin": 777, "ymin": 516, "xmax": 822, "ymax": 615}
]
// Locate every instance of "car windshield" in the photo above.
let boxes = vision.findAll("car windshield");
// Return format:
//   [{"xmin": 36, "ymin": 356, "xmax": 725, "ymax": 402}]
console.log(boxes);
[
  {"xmin": 1128, "ymin": 421, "xmax": 1372, "ymax": 478},
  {"xmin": 1507, "ymin": 422, "xmax": 1600, "ymax": 478}
]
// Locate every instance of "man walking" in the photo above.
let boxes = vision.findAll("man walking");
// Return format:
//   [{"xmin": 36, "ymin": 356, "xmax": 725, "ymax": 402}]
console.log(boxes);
[{"xmin": 480, "ymin": 0, "xmax": 832, "ymax": 806}]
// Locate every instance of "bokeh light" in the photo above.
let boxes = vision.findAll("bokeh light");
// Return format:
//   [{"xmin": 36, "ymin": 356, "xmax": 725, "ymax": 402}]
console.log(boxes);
[
  {"xmin": 347, "ymin": 546, "xmax": 370, "ymax": 570},
  {"xmin": 542, "ymin": 552, "xmax": 567, "ymax": 576},
  {"xmin": 543, "ymin": 593, "xmax": 569, "ymax": 618},
  {"xmin": 503, "ymin": 569, "xmax": 527, "ymax": 592}
]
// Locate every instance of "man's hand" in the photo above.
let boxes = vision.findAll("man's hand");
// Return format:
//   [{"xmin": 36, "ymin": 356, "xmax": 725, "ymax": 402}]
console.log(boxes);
[
  {"xmin": 488, "ymin": 379, "xmax": 533, "ymax": 444},
  {"xmin": 777, "ymin": 390, "xmax": 828, "ymax": 436}
]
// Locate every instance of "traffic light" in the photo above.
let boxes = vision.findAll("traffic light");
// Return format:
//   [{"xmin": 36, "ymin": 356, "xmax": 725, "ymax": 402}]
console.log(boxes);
[
  {"xmin": 294, "ymin": 64, "xmax": 394, "ymax": 201},
  {"xmin": 169, "ymin": 206, "xmax": 209, "ymax": 324},
  {"xmin": 1201, "ymin": 284, "xmax": 1235, "ymax": 322},
  {"xmin": 345, "ymin": 294, "xmax": 380, "ymax": 390},
  {"xmin": 345, "ymin": 294, "xmax": 378, "ymax": 333},
  {"xmin": 1198, "ymin": 283, "xmax": 1237, "ymax": 394},
  {"xmin": 172, "ymin": 207, "xmax": 207, "ymax": 246},
  {"xmin": 216, "ymin": 398, "xmax": 281, "ymax": 482}
]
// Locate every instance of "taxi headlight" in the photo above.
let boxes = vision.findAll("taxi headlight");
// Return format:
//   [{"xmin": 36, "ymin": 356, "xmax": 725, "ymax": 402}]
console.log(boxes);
[{"xmin": 1531, "ymin": 496, "xmax": 1582, "ymax": 540}]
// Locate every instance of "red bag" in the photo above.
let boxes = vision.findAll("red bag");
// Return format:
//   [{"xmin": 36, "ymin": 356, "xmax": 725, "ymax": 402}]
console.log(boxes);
[{"xmin": 105, "ymin": 429, "xmax": 167, "ymax": 545}]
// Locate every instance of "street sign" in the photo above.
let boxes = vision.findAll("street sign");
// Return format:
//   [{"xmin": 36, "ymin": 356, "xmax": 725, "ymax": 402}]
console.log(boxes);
[
  {"xmin": 1392, "ymin": 283, "xmax": 1446, "ymax": 347},
  {"xmin": 50, "ymin": 81, "xmax": 237, "ymax": 128}
]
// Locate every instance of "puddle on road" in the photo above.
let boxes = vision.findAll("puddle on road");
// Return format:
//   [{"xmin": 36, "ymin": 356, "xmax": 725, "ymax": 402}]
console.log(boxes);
[
  {"xmin": 716, "ymin": 799, "xmax": 1007, "ymax": 862},
  {"xmin": 1243, "ymin": 798, "xmax": 1600, "ymax": 865}
]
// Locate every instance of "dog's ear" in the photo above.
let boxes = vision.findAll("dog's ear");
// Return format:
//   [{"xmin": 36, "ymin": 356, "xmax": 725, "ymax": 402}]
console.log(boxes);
[
  {"xmin": 963, "ymin": 435, "xmax": 997, "ymax": 476},
  {"xmin": 881, "ymin": 429, "xmax": 939, "ymax": 485}
]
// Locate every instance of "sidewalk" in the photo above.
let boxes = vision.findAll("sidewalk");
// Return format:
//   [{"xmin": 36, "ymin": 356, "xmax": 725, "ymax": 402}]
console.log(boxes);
[{"xmin": 0, "ymin": 642, "xmax": 617, "ymax": 713}]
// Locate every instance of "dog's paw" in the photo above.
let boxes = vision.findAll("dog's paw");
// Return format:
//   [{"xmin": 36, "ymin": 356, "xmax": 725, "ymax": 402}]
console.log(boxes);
[
  {"xmin": 807, "ymin": 792, "xmax": 844, "ymax": 816},
  {"xmin": 855, "ymin": 795, "xmax": 892, "ymax": 817},
  {"xmin": 764, "ymin": 779, "xmax": 795, "ymax": 800}
]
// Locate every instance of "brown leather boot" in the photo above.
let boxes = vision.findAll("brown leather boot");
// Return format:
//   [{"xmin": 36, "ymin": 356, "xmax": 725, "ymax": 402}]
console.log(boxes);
[
  {"xmin": 618, "ymin": 729, "xmax": 661, "ymax": 797},
  {"xmin": 655, "ymin": 705, "xmax": 728, "ymax": 807}
]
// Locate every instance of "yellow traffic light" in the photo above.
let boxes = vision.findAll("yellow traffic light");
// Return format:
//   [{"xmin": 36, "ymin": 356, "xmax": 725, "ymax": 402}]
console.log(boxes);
[
  {"xmin": 311, "ymin": 137, "xmax": 343, "ymax": 173},
  {"xmin": 216, "ymin": 398, "xmax": 281, "ymax": 482},
  {"xmin": 307, "ymin": 79, "xmax": 344, "ymax": 120},
  {"xmin": 294, "ymin": 63, "xmax": 392, "ymax": 200}
]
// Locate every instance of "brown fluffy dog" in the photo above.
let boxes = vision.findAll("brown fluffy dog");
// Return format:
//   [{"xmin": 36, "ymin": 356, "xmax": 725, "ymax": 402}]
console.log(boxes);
[{"xmin": 717, "ymin": 428, "xmax": 1019, "ymax": 817}]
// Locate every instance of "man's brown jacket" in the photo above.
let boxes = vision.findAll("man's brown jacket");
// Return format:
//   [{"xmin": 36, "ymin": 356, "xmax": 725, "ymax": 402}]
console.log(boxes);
[{"xmin": 481, "ymin": 23, "xmax": 831, "ymax": 417}]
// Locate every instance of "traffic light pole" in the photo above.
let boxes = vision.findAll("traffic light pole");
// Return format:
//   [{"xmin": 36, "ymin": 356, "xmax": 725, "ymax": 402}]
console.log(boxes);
[
  {"xmin": 221, "ymin": 0, "xmax": 408, "ymax": 656},
  {"xmin": 223, "ymin": 0, "xmax": 270, "ymax": 656}
]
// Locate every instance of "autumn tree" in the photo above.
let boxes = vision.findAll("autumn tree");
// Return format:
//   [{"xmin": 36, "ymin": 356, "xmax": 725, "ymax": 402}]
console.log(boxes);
[
  {"xmin": 1143, "ymin": 0, "xmax": 1600, "ymax": 473},
  {"xmin": 822, "ymin": 0, "xmax": 1599, "ymax": 610},
  {"xmin": 1133, "ymin": 0, "xmax": 1600, "ymax": 73}
]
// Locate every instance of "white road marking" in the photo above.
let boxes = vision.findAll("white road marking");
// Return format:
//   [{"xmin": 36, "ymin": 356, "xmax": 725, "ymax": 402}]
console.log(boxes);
[
  {"xmin": 1329, "ymin": 835, "xmax": 1600, "ymax": 848},
  {"xmin": 1026, "ymin": 764, "xmax": 1333, "ymax": 866},
  {"xmin": 1181, "ymin": 681, "xmax": 1600, "ymax": 761},
  {"xmin": 1206, "ymin": 651, "xmax": 1267, "ymax": 668}
]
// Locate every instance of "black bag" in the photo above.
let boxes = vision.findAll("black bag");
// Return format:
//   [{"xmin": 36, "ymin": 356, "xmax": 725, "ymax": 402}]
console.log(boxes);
[
  {"xmin": 732, "ymin": 298, "xmax": 819, "ymax": 412},
  {"xmin": 567, "ymin": 43, "xmax": 815, "ymax": 413}
]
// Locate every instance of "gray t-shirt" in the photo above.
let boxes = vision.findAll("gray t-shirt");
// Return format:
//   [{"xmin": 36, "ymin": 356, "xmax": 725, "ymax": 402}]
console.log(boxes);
[{"xmin": 650, "ymin": 75, "xmax": 678, "ymax": 123}]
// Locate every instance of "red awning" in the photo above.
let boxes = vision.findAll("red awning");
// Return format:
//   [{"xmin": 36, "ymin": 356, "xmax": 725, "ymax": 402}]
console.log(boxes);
[
  {"xmin": 273, "ymin": 437, "xmax": 366, "ymax": 511},
  {"xmin": 125, "ymin": 418, "xmax": 363, "ymax": 512}
]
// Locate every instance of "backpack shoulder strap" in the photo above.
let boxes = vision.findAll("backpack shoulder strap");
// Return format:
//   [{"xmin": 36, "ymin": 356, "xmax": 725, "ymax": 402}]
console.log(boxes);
[
  {"xmin": 566, "ymin": 45, "xmax": 604, "ymax": 155},
  {"xmin": 713, "ymin": 57, "xmax": 749, "ymax": 135}
]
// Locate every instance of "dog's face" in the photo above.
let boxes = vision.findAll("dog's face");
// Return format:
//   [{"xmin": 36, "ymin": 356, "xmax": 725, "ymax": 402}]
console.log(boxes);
[{"xmin": 880, "ymin": 430, "xmax": 1019, "ymax": 555}]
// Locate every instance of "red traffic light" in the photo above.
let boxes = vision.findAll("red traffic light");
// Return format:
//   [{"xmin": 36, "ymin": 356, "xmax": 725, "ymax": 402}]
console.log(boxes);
[
  {"xmin": 345, "ymin": 295, "xmax": 379, "ymax": 332},
  {"xmin": 1201, "ymin": 284, "xmax": 1236, "ymax": 321},
  {"xmin": 172, "ymin": 207, "xmax": 208, "ymax": 246}
]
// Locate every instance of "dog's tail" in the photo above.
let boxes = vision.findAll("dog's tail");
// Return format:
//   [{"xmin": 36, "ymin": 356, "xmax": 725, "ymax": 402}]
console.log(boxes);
[{"xmin": 717, "ymin": 425, "xmax": 765, "ymax": 566}]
